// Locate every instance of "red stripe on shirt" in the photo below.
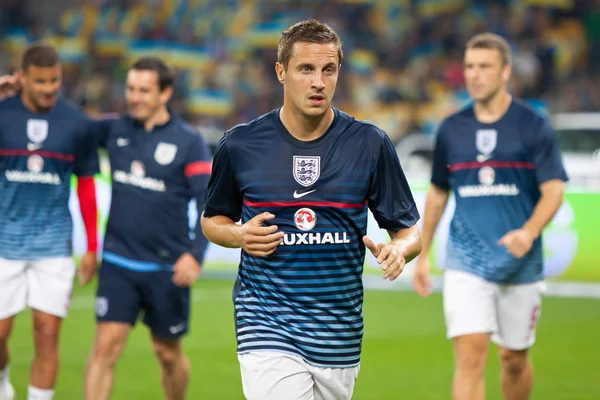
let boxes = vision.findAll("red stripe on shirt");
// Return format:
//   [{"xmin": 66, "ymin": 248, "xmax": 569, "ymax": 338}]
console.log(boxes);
[
  {"xmin": 77, "ymin": 176, "xmax": 98, "ymax": 252},
  {"xmin": 0, "ymin": 148, "xmax": 75, "ymax": 162},
  {"xmin": 185, "ymin": 161, "xmax": 212, "ymax": 177},
  {"xmin": 449, "ymin": 161, "xmax": 534, "ymax": 172},
  {"xmin": 244, "ymin": 199, "xmax": 368, "ymax": 209}
]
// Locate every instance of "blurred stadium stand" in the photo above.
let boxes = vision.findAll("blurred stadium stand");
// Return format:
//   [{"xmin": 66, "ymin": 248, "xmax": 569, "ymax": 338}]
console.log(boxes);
[{"xmin": 1, "ymin": 0, "xmax": 599, "ymax": 147}]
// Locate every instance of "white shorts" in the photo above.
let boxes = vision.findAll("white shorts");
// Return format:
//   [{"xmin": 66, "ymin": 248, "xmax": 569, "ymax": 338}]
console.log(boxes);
[
  {"xmin": 238, "ymin": 351, "xmax": 360, "ymax": 400},
  {"xmin": 443, "ymin": 270, "xmax": 545, "ymax": 350},
  {"xmin": 0, "ymin": 257, "xmax": 75, "ymax": 319}
]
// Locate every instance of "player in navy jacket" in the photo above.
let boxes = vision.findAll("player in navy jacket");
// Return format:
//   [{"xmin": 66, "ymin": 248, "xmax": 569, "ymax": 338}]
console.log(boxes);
[
  {"xmin": 201, "ymin": 20, "xmax": 422, "ymax": 400},
  {"xmin": 81, "ymin": 58, "xmax": 212, "ymax": 400},
  {"xmin": 413, "ymin": 33, "xmax": 567, "ymax": 400},
  {"xmin": 0, "ymin": 43, "xmax": 99, "ymax": 400}
]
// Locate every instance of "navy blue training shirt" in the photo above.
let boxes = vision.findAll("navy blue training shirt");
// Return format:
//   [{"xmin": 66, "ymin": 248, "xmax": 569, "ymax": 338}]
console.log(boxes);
[
  {"xmin": 0, "ymin": 95, "xmax": 98, "ymax": 259},
  {"xmin": 204, "ymin": 107, "xmax": 420, "ymax": 368},
  {"xmin": 95, "ymin": 115, "xmax": 211, "ymax": 270},
  {"xmin": 431, "ymin": 98, "xmax": 568, "ymax": 284}
]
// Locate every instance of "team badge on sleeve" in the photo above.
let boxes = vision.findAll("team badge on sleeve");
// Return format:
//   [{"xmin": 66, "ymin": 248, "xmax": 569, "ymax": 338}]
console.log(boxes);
[
  {"xmin": 476, "ymin": 129, "xmax": 497, "ymax": 155},
  {"xmin": 27, "ymin": 119, "xmax": 49, "ymax": 143},
  {"xmin": 293, "ymin": 156, "xmax": 320, "ymax": 187},
  {"xmin": 154, "ymin": 142, "xmax": 178, "ymax": 165}
]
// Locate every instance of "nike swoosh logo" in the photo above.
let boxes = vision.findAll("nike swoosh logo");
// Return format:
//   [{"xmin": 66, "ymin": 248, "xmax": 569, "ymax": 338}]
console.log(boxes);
[
  {"xmin": 477, "ymin": 154, "xmax": 492, "ymax": 162},
  {"xmin": 293, "ymin": 189, "xmax": 316, "ymax": 199}
]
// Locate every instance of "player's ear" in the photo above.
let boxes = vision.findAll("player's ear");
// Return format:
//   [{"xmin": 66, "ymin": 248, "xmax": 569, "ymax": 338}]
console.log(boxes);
[
  {"xmin": 275, "ymin": 62, "xmax": 285, "ymax": 84},
  {"xmin": 160, "ymin": 85, "xmax": 174, "ymax": 104},
  {"xmin": 16, "ymin": 69, "xmax": 25, "ymax": 85},
  {"xmin": 502, "ymin": 63, "xmax": 512, "ymax": 84}
]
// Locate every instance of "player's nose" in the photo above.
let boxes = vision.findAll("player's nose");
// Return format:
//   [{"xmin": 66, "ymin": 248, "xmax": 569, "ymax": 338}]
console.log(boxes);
[{"xmin": 311, "ymin": 73, "xmax": 325, "ymax": 89}]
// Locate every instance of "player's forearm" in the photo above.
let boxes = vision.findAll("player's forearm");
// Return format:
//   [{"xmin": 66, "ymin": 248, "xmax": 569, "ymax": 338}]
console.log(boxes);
[
  {"xmin": 420, "ymin": 185, "xmax": 450, "ymax": 254},
  {"xmin": 523, "ymin": 179, "xmax": 564, "ymax": 239},
  {"xmin": 389, "ymin": 224, "xmax": 422, "ymax": 264},
  {"xmin": 201, "ymin": 214, "xmax": 244, "ymax": 249},
  {"xmin": 191, "ymin": 223, "xmax": 209, "ymax": 263}
]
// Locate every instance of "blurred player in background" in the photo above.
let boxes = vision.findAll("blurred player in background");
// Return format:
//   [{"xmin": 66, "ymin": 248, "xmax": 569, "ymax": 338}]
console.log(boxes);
[
  {"xmin": 413, "ymin": 33, "xmax": 567, "ymax": 400},
  {"xmin": 82, "ymin": 57, "xmax": 212, "ymax": 400},
  {"xmin": 0, "ymin": 43, "xmax": 99, "ymax": 400},
  {"xmin": 201, "ymin": 19, "xmax": 422, "ymax": 400}
]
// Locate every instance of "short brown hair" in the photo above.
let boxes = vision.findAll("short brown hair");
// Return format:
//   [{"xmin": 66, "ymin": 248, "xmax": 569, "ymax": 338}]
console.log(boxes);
[
  {"xmin": 277, "ymin": 19, "xmax": 343, "ymax": 69},
  {"xmin": 22, "ymin": 42, "xmax": 60, "ymax": 71},
  {"xmin": 466, "ymin": 33, "xmax": 512, "ymax": 66},
  {"xmin": 130, "ymin": 57, "xmax": 175, "ymax": 91}
]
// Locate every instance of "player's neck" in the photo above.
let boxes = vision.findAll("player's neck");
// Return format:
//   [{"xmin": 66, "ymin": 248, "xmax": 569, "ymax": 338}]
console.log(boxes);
[
  {"xmin": 143, "ymin": 107, "xmax": 171, "ymax": 132},
  {"xmin": 473, "ymin": 91, "xmax": 512, "ymax": 124},
  {"xmin": 279, "ymin": 105, "xmax": 334, "ymax": 142},
  {"xmin": 20, "ymin": 93, "xmax": 48, "ymax": 113}
]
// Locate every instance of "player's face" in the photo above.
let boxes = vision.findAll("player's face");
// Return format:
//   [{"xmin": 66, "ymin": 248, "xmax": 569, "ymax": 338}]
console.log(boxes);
[
  {"xmin": 125, "ymin": 69, "xmax": 172, "ymax": 121},
  {"xmin": 276, "ymin": 42, "xmax": 340, "ymax": 118},
  {"xmin": 21, "ymin": 65, "xmax": 62, "ymax": 111},
  {"xmin": 464, "ymin": 48, "xmax": 511, "ymax": 103}
]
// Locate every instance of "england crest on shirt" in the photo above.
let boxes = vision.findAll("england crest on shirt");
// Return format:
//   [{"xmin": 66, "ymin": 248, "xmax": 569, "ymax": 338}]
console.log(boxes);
[
  {"xmin": 27, "ymin": 119, "xmax": 48, "ymax": 143},
  {"xmin": 293, "ymin": 156, "xmax": 320, "ymax": 187},
  {"xmin": 476, "ymin": 129, "xmax": 497, "ymax": 155},
  {"xmin": 154, "ymin": 142, "xmax": 178, "ymax": 165}
]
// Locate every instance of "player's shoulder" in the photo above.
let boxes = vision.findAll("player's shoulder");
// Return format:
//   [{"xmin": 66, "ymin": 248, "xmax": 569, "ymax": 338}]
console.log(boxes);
[
  {"xmin": 226, "ymin": 109, "xmax": 276, "ymax": 138},
  {"xmin": 439, "ymin": 104, "xmax": 476, "ymax": 132},
  {"xmin": 222, "ymin": 109, "xmax": 277, "ymax": 143},
  {"xmin": 0, "ymin": 95, "xmax": 22, "ymax": 111},
  {"xmin": 171, "ymin": 116, "xmax": 210, "ymax": 147},
  {"xmin": 510, "ymin": 98, "xmax": 549, "ymax": 127},
  {"xmin": 55, "ymin": 97, "xmax": 88, "ymax": 121},
  {"xmin": 171, "ymin": 116, "xmax": 200, "ymax": 137},
  {"xmin": 337, "ymin": 108, "xmax": 389, "ymax": 143}
]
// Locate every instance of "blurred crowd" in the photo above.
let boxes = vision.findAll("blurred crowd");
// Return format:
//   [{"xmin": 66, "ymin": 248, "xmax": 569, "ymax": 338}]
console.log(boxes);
[{"xmin": 1, "ymin": 0, "xmax": 599, "ymax": 144}]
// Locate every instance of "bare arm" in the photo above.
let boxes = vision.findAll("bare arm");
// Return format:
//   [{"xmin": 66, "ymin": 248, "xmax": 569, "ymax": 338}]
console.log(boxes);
[
  {"xmin": 499, "ymin": 179, "xmax": 565, "ymax": 258},
  {"xmin": 413, "ymin": 184, "xmax": 449, "ymax": 296},
  {"xmin": 420, "ymin": 184, "xmax": 450, "ymax": 255},
  {"xmin": 201, "ymin": 214, "xmax": 244, "ymax": 248},
  {"xmin": 201, "ymin": 212, "xmax": 284, "ymax": 257},
  {"xmin": 387, "ymin": 224, "xmax": 422, "ymax": 265},
  {"xmin": 523, "ymin": 179, "xmax": 564, "ymax": 239},
  {"xmin": 363, "ymin": 224, "xmax": 422, "ymax": 281}
]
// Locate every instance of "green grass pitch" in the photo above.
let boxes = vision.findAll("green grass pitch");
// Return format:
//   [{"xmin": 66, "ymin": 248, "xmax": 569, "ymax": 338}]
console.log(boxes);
[{"xmin": 7, "ymin": 278, "xmax": 600, "ymax": 399}]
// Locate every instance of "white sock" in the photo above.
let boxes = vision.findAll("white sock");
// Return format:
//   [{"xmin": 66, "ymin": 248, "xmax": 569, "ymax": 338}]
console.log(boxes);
[{"xmin": 27, "ymin": 386, "xmax": 54, "ymax": 400}]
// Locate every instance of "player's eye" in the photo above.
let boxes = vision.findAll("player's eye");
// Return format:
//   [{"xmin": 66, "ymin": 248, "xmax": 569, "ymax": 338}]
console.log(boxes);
[{"xmin": 301, "ymin": 66, "xmax": 312, "ymax": 72}]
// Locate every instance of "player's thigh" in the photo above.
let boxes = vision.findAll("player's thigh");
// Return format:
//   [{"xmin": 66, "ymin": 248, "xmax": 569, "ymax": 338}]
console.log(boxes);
[
  {"xmin": 141, "ymin": 271, "xmax": 190, "ymax": 339},
  {"xmin": 238, "ymin": 351, "xmax": 314, "ymax": 400},
  {"xmin": 0, "ymin": 258, "xmax": 27, "ymax": 320},
  {"xmin": 95, "ymin": 261, "xmax": 142, "ymax": 325},
  {"xmin": 27, "ymin": 257, "xmax": 75, "ymax": 318},
  {"xmin": 492, "ymin": 281, "xmax": 545, "ymax": 350},
  {"xmin": 443, "ymin": 270, "xmax": 498, "ymax": 339},
  {"xmin": 312, "ymin": 364, "xmax": 359, "ymax": 400}
]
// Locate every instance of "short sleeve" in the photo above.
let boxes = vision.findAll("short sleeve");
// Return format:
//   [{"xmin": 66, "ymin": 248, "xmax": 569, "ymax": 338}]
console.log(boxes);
[
  {"xmin": 184, "ymin": 131, "xmax": 212, "ymax": 192},
  {"xmin": 368, "ymin": 130, "xmax": 420, "ymax": 231},
  {"xmin": 73, "ymin": 118, "xmax": 100, "ymax": 177},
  {"xmin": 203, "ymin": 134, "xmax": 243, "ymax": 222},
  {"xmin": 431, "ymin": 121, "xmax": 450, "ymax": 190},
  {"xmin": 533, "ymin": 117, "xmax": 569, "ymax": 185}
]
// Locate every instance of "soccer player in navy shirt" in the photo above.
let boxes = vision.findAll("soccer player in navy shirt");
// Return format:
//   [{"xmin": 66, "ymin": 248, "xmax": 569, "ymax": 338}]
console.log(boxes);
[
  {"xmin": 82, "ymin": 58, "xmax": 212, "ymax": 400},
  {"xmin": 0, "ymin": 44, "xmax": 99, "ymax": 400},
  {"xmin": 201, "ymin": 20, "xmax": 422, "ymax": 400},
  {"xmin": 413, "ymin": 33, "xmax": 568, "ymax": 400}
]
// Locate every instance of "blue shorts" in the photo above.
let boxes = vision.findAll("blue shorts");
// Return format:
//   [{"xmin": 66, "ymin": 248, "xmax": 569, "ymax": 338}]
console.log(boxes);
[{"xmin": 95, "ymin": 260, "xmax": 190, "ymax": 338}]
